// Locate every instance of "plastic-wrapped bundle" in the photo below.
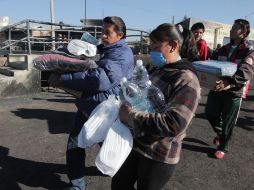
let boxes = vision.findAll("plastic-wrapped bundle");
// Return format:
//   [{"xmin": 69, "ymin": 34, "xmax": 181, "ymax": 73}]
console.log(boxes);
[
  {"xmin": 131, "ymin": 59, "xmax": 149, "ymax": 89},
  {"xmin": 67, "ymin": 39, "xmax": 97, "ymax": 57},
  {"xmin": 80, "ymin": 32, "xmax": 98, "ymax": 45},
  {"xmin": 95, "ymin": 119, "xmax": 133, "ymax": 177},
  {"xmin": 33, "ymin": 54, "xmax": 98, "ymax": 72},
  {"xmin": 145, "ymin": 81, "xmax": 167, "ymax": 113},
  {"xmin": 120, "ymin": 77, "xmax": 149, "ymax": 112},
  {"xmin": 192, "ymin": 60, "xmax": 237, "ymax": 89},
  {"xmin": 78, "ymin": 95, "xmax": 121, "ymax": 148},
  {"xmin": 192, "ymin": 60, "xmax": 237, "ymax": 76}
]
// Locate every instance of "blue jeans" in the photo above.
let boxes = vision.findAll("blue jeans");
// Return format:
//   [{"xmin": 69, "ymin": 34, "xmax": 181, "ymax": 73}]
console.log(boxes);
[{"xmin": 66, "ymin": 111, "xmax": 88, "ymax": 190}]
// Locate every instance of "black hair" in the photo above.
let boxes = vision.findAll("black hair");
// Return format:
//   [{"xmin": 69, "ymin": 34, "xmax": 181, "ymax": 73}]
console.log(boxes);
[
  {"xmin": 181, "ymin": 28, "xmax": 199, "ymax": 62},
  {"xmin": 149, "ymin": 23, "xmax": 183, "ymax": 49},
  {"xmin": 103, "ymin": 16, "xmax": 126, "ymax": 39},
  {"xmin": 191, "ymin": 22, "xmax": 205, "ymax": 32},
  {"xmin": 234, "ymin": 19, "xmax": 250, "ymax": 38}
]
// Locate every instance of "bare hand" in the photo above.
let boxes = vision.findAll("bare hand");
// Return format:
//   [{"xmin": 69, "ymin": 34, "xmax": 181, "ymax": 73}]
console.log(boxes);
[
  {"xmin": 48, "ymin": 73, "xmax": 60, "ymax": 88},
  {"xmin": 215, "ymin": 79, "xmax": 230, "ymax": 91},
  {"xmin": 119, "ymin": 102, "xmax": 132, "ymax": 124}
]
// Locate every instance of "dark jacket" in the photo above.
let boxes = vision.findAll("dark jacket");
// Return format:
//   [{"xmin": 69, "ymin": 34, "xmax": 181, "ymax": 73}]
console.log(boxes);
[
  {"xmin": 59, "ymin": 39, "xmax": 134, "ymax": 116},
  {"xmin": 211, "ymin": 40, "xmax": 254, "ymax": 97},
  {"xmin": 126, "ymin": 59, "xmax": 201, "ymax": 164}
]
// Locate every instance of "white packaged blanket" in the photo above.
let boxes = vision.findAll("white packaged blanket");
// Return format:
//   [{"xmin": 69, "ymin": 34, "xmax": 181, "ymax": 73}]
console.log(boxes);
[
  {"xmin": 95, "ymin": 119, "xmax": 133, "ymax": 177},
  {"xmin": 78, "ymin": 95, "xmax": 120, "ymax": 148}
]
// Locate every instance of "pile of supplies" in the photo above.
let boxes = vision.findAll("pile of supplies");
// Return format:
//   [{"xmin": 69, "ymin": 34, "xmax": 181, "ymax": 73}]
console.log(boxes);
[
  {"xmin": 32, "ymin": 32, "xmax": 99, "ymax": 97},
  {"xmin": 33, "ymin": 32, "xmax": 99, "ymax": 72}
]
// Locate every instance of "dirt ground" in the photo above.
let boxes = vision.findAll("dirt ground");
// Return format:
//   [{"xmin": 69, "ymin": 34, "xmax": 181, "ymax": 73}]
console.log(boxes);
[{"xmin": 0, "ymin": 84, "xmax": 253, "ymax": 190}]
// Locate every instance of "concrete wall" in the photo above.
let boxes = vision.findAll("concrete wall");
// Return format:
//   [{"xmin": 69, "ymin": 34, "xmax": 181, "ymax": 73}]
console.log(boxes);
[
  {"xmin": 0, "ymin": 57, "xmax": 7, "ymax": 67},
  {"xmin": 0, "ymin": 55, "xmax": 41, "ymax": 97}
]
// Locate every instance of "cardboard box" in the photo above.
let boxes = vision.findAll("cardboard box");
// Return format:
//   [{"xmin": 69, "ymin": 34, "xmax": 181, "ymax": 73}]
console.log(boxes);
[
  {"xmin": 196, "ymin": 70, "xmax": 220, "ymax": 90},
  {"xmin": 193, "ymin": 60, "xmax": 237, "ymax": 90}
]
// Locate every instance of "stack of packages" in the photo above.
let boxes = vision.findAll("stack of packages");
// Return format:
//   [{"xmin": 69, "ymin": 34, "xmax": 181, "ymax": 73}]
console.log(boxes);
[
  {"xmin": 77, "ymin": 60, "xmax": 167, "ymax": 177},
  {"xmin": 192, "ymin": 60, "xmax": 237, "ymax": 89},
  {"xmin": 33, "ymin": 32, "xmax": 99, "ymax": 97}
]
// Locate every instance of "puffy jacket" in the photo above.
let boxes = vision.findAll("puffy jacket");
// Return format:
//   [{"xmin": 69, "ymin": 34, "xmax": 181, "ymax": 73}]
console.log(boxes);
[{"xmin": 59, "ymin": 39, "xmax": 134, "ymax": 116}]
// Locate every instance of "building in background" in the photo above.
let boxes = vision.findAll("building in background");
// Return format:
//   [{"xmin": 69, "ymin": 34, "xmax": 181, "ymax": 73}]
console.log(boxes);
[
  {"xmin": 80, "ymin": 19, "xmax": 102, "ymax": 38},
  {"xmin": 178, "ymin": 17, "xmax": 254, "ymax": 49}
]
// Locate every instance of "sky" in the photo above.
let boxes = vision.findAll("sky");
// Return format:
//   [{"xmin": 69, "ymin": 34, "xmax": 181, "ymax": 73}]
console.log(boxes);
[{"xmin": 0, "ymin": 0, "xmax": 254, "ymax": 31}]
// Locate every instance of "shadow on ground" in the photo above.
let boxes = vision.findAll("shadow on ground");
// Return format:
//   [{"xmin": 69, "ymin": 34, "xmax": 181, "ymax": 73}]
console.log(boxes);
[
  {"xmin": 236, "ymin": 116, "xmax": 254, "ymax": 131},
  {"xmin": 182, "ymin": 137, "xmax": 215, "ymax": 155},
  {"xmin": 194, "ymin": 112, "xmax": 207, "ymax": 120},
  {"xmin": 0, "ymin": 146, "xmax": 68, "ymax": 190},
  {"xmin": 33, "ymin": 97, "xmax": 76, "ymax": 104},
  {"xmin": 182, "ymin": 143, "xmax": 215, "ymax": 155},
  {"xmin": 0, "ymin": 146, "xmax": 106, "ymax": 190},
  {"xmin": 246, "ymin": 95, "xmax": 254, "ymax": 101},
  {"xmin": 11, "ymin": 108, "xmax": 75, "ymax": 134}
]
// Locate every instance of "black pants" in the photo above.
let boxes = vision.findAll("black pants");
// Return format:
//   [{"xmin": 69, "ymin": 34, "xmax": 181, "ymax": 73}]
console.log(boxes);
[
  {"xmin": 66, "ymin": 111, "xmax": 87, "ymax": 181},
  {"xmin": 66, "ymin": 111, "xmax": 103, "ymax": 186},
  {"xmin": 205, "ymin": 90, "xmax": 242, "ymax": 151},
  {"xmin": 111, "ymin": 150, "xmax": 176, "ymax": 190}
]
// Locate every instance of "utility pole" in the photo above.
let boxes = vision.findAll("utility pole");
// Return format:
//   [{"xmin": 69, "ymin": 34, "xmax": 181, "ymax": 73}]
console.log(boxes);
[
  {"xmin": 50, "ymin": 0, "xmax": 55, "ymax": 50},
  {"xmin": 84, "ymin": 0, "xmax": 87, "ymax": 25},
  {"xmin": 172, "ymin": 16, "xmax": 174, "ymax": 24}
]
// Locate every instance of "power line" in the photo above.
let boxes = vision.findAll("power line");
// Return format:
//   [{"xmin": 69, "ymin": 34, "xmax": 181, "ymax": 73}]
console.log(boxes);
[{"xmin": 245, "ymin": 11, "xmax": 254, "ymax": 19}]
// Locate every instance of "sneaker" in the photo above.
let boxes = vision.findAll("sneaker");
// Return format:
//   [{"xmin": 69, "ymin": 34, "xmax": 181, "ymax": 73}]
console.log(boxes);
[
  {"xmin": 213, "ymin": 136, "xmax": 220, "ymax": 146},
  {"xmin": 62, "ymin": 186, "xmax": 85, "ymax": 190},
  {"xmin": 214, "ymin": 150, "xmax": 225, "ymax": 159},
  {"xmin": 63, "ymin": 178, "xmax": 86, "ymax": 190}
]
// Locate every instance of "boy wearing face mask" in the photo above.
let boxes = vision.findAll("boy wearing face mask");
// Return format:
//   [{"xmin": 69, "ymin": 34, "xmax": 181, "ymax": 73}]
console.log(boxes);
[{"xmin": 112, "ymin": 23, "xmax": 200, "ymax": 190}]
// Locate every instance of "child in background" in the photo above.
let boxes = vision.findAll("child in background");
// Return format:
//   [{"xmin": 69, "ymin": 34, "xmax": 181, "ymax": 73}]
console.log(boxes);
[{"xmin": 191, "ymin": 22, "xmax": 209, "ymax": 60}]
